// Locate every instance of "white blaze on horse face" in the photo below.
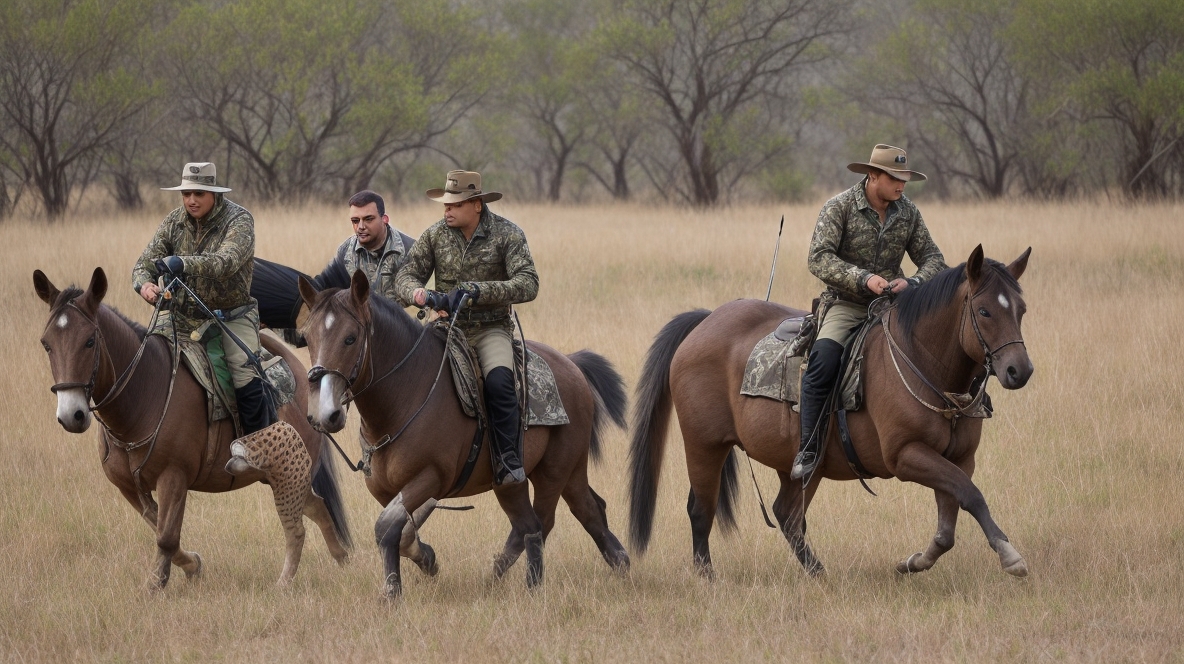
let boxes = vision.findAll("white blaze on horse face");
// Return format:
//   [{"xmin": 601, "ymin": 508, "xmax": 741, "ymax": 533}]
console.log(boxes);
[
  {"xmin": 314, "ymin": 373, "xmax": 345, "ymax": 427},
  {"xmin": 324, "ymin": 313, "xmax": 335, "ymax": 331},
  {"xmin": 997, "ymin": 294, "xmax": 1010, "ymax": 309},
  {"xmin": 56, "ymin": 313, "xmax": 69, "ymax": 329},
  {"xmin": 55, "ymin": 387, "xmax": 92, "ymax": 433}
]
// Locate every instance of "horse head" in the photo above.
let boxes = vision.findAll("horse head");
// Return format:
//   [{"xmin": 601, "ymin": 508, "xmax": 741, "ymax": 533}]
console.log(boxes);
[
  {"xmin": 961, "ymin": 245, "xmax": 1033, "ymax": 390},
  {"xmin": 34, "ymin": 267, "xmax": 109, "ymax": 433},
  {"xmin": 298, "ymin": 269, "xmax": 372, "ymax": 432}
]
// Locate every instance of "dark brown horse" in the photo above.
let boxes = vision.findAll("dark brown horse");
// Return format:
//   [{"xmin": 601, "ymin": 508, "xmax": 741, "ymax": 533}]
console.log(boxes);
[
  {"xmin": 298, "ymin": 270, "xmax": 630, "ymax": 598},
  {"xmin": 629, "ymin": 245, "xmax": 1033, "ymax": 578},
  {"xmin": 34, "ymin": 268, "xmax": 352, "ymax": 588}
]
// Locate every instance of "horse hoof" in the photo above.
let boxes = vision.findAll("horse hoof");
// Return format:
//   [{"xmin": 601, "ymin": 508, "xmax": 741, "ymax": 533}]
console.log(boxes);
[
  {"xmin": 382, "ymin": 575, "xmax": 402, "ymax": 600},
  {"xmin": 183, "ymin": 553, "xmax": 203, "ymax": 580},
  {"xmin": 418, "ymin": 544, "xmax": 439, "ymax": 577},
  {"xmin": 895, "ymin": 552, "xmax": 927, "ymax": 575},
  {"xmin": 693, "ymin": 561, "xmax": 715, "ymax": 581},
  {"xmin": 996, "ymin": 541, "xmax": 1029, "ymax": 577}
]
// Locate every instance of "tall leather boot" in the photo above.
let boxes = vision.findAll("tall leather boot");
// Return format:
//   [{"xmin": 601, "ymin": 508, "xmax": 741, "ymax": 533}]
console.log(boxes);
[
  {"xmin": 484, "ymin": 367, "xmax": 526, "ymax": 486},
  {"xmin": 792, "ymin": 339, "xmax": 844, "ymax": 480},
  {"xmin": 235, "ymin": 377, "xmax": 275, "ymax": 436}
]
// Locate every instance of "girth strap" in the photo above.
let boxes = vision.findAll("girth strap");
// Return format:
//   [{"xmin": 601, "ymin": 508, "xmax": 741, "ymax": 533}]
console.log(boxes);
[{"xmin": 835, "ymin": 409, "xmax": 877, "ymax": 495}]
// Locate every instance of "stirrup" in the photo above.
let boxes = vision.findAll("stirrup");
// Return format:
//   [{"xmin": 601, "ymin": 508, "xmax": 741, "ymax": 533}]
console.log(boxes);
[
  {"xmin": 790, "ymin": 450, "xmax": 818, "ymax": 480},
  {"xmin": 493, "ymin": 451, "xmax": 526, "ymax": 486}
]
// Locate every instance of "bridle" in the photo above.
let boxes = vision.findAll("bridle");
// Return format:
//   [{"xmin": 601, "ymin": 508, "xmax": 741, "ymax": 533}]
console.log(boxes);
[
  {"xmin": 960, "ymin": 285, "xmax": 1026, "ymax": 377},
  {"xmin": 882, "ymin": 280, "xmax": 1025, "ymax": 420},
  {"xmin": 45, "ymin": 295, "xmax": 181, "ymax": 453}
]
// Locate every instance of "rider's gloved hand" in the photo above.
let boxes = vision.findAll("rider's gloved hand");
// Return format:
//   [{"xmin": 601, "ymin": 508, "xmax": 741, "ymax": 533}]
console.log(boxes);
[
  {"xmin": 155, "ymin": 256, "xmax": 184, "ymax": 277},
  {"xmin": 422, "ymin": 290, "xmax": 449, "ymax": 312},
  {"xmin": 444, "ymin": 287, "xmax": 477, "ymax": 313}
]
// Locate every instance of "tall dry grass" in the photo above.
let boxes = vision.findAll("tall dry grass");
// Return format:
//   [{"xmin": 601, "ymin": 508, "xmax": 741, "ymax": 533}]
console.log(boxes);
[{"xmin": 0, "ymin": 199, "xmax": 1181, "ymax": 662}]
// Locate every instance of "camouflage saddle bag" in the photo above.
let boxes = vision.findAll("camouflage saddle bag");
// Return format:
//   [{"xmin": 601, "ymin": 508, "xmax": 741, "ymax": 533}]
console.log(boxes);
[{"xmin": 439, "ymin": 323, "xmax": 570, "ymax": 427}]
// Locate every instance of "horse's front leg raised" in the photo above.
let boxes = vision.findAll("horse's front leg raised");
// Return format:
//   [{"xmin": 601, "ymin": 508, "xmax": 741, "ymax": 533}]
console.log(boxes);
[
  {"xmin": 374, "ymin": 492, "xmax": 437, "ymax": 599},
  {"xmin": 894, "ymin": 443, "xmax": 1028, "ymax": 577},
  {"xmin": 896, "ymin": 488, "xmax": 958, "ymax": 575}
]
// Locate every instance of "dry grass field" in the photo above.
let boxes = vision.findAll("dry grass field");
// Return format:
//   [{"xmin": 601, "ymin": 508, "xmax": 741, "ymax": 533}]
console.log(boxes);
[{"xmin": 0, "ymin": 198, "xmax": 1181, "ymax": 662}]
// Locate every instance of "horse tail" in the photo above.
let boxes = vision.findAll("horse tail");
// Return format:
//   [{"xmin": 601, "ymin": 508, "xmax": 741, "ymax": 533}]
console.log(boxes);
[
  {"xmin": 628, "ymin": 308, "xmax": 712, "ymax": 555},
  {"xmin": 716, "ymin": 449, "xmax": 740, "ymax": 534},
  {"xmin": 312, "ymin": 435, "xmax": 354, "ymax": 550},
  {"xmin": 568, "ymin": 349, "xmax": 628, "ymax": 465}
]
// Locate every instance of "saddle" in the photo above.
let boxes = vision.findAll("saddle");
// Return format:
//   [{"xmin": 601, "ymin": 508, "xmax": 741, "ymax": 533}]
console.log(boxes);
[
  {"xmin": 176, "ymin": 330, "xmax": 296, "ymax": 425},
  {"xmin": 437, "ymin": 323, "xmax": 570, "ymax": 427}
]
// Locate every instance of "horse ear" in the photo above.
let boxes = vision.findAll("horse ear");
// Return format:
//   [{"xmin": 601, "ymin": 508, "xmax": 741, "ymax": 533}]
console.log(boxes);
[
  {"xmin": 77, "ymin": 267, "xmax": 108, "ymax": 312},
  {"xmin": 1007, "ymin": 247, "xmax": 1032, "ymax": 281},
  {"xmin": 298, "ymin": 274, "xmax": 319, "ymax": 309},
  {"xmin": 965, "ymin": 244, "xmax": 984, "ymax": 283},
  {"xmin": 350, "ymin": 268, "xmax": 371, "ymax": 318},
  {"xmin": 33, "ymin": 270, "xmax": 60, "ymax": 306}
]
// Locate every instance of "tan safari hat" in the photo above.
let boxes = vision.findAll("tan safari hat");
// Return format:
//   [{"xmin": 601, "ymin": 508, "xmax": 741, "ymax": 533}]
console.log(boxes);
[
  {"xmin": 161, "ymin": 162, "xmax": 232, "ymax": 193},
  {"xmin": 426, "ymin": 170, "xmax": 502, "ymax": 204},
  {"xmin": 847, "ymin": 144, "xmax": 927, "ymax": 182}
]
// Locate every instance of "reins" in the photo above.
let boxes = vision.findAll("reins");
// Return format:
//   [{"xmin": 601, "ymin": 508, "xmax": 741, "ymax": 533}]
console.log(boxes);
[{"xmin": 308, "ymin": 295, "xmax": 470, "ymax": 475}]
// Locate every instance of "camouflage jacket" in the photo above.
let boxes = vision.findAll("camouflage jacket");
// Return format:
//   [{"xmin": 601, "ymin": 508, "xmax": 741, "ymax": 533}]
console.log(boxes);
[
  {"xmin": 132, "ymin": 198, "xmax": 255, "ymax": 330},
  {"xmin": 395, "ymin": 208, "xmax": 539, "ymax": 332},
  {"xmin": 313, "ymin": 225, "xmax": 415, "ymax": 305},
  {"xmin": 808, "ymin": 179, "xmax": 946, "ymax": 305}
]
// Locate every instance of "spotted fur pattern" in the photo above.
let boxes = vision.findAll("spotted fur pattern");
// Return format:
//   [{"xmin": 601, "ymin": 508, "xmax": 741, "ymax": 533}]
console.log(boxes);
[{"xmin": 229, "ymin": 421, "xmax": 312, "ymax": 584}]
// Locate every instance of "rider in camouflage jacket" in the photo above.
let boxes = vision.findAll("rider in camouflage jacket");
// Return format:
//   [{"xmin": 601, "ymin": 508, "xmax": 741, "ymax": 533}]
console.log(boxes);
[
  {"xmin": 793, "ymin": 145, "xmax": 947, "ymax": 482},
  {"xmin": 394, "ymin": 208, "xmax": 539, "ymax": 335},
  {"xmin": 132, "ymin": 197, "xmax": 255, "ymax": 331}
]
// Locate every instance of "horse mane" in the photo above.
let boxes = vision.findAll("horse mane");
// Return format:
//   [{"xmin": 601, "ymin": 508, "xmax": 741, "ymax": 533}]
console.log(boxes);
[
  {"xmin": 363, "ymin": 292, "xmax": 423, "ymax": 349},
  {"xmin": 53, "ymin": 285, "xmax": 148, "ymax": 341},
  {"xmin": 895, "ymin": 259, "xmax": 1021, "ymax": 338}
]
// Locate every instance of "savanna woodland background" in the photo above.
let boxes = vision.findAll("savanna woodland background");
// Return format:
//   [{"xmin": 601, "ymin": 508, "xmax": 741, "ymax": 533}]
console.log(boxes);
[{"xmin": 1, "ymin": 0, "xmax": 1183, "ymax": 662}]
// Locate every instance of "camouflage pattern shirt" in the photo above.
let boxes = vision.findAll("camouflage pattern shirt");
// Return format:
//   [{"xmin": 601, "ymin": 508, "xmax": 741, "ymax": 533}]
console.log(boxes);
[
  {"xmin": 132, "ymin": 197, "xmax": 255, "ymax": 330},
  {"xmin": 808, "ymin": 179, "xmax": 946, "ymax": 305},
  {"xmin": 315, "ymin": 225, "xmax": 414, "ymax": 305},
  {"xmin": 395, "ymin": 208, "xmax": 539, "ymax": 333}
]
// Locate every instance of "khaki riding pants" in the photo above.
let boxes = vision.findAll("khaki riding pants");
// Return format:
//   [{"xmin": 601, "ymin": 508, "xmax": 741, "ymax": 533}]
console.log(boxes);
[
  {"xmin": 221, "ymin": 313, "xmax": 261, "ymax": 389},
  {"xmin": 466, "ymin": 325, "xmax": 514, "ymax": 378},
  {"xmin": 817, "ymin": 300, "xmax": 869, "ymax": 348}
]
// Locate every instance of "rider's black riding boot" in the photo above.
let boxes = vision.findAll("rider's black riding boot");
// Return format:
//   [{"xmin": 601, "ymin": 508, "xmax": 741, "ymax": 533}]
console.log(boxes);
[
  {"xmin": 484, "ymin": 366, "xmax": 527, "ymax": 486},
  {"xmin": 235, "ymin": 377, "xmax": 274, "ymax": 437},
  {"xmin": 792, "ymin": 339, "xmax": 844, "ymax": 480}
]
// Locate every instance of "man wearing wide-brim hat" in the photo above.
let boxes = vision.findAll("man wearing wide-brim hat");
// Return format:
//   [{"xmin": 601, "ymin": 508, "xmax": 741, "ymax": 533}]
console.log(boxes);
[
  {"xmin": 395, "ymin": 170, "xmax": 539, "ymax": 485},
  {"xmin": 132, "ymin": 161, "xmax": 273, "ymax": 436},
  {"xmin": 791, "ymin": 144, "xmax": 948, "ymax": 480}
]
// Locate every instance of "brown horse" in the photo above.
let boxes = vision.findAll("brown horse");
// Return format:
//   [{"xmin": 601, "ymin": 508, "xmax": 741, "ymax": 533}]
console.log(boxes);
[
  {"xmin": 629, "ymin": 245, "xmax": 1034, "ymax": 578},
  {"xmin": 34, "ymin": 267, "xmax": 352, "ymax": 588},
  {"xmin": 298, "ymin": 270, "xmax": 630, "ymax": 598}
]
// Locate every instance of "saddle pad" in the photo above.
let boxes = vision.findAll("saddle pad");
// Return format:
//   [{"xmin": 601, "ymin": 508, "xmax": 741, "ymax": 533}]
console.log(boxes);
[
  {"xmin": 442, "ymin": 326, "xmax": 570, "ymax": 427},
  {"xmin": 740, "ymin": 322, "xmax": 805, "ymax": 404},
  {"xmin": 179, "ymin": 340, "xmax": 296, "ymax": 422}
]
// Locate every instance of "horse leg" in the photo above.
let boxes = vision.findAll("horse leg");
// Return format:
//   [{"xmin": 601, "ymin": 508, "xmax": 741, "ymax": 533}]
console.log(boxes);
[
  {"xmin": 148, "ymin": 468, "xmax": 191, "ymax": 590},
  {"xmin": 896, "ymin": 489, "xmax": 958, "ymax": 575},
  {"xmin": 373, "ymin": 490, "xmax": 436, "ymax": 598},
  {"xmin": 115, "ymin": 484, "xmax": 202, "ymax": 579},
  {"xmin": 302, "ymin": 489, "xmax": 349, "ymax": 564},
  {"xmin": 894, "ymin": 443, "xmax": 1028, "ymax": 577},
  {"xmin": 771, "ymin": 471, "xmax": 825, "ymax": 576},
  {"xmin": 685, "ymin": 444, "xmax": 731, "ymax": 580},
  {"xmin": 402, "ymin": 499, "xmax": 440, "ymax": 577},
  {"xmin": 561, "ymin": 476, "xmax": 630, "ymax": 573},
  {"xmin": 493, "ymin": 482, "xmax": 545, "ymax": 588}
]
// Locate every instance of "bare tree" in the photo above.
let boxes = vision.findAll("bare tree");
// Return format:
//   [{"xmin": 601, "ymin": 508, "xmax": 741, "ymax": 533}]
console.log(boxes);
[
  {"xmin": 0, "ymin": 0, "xmax": 155, "ymax": 218},
  {"xmin": 603, "ymin": 0, "xmax": 850, "ymax": 205}
]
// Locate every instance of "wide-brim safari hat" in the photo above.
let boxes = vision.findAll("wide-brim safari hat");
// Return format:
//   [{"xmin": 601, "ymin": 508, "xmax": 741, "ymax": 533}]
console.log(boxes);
[
  {"xmin": 426, "ymin": 170, "xmax": 502, "ymax": 204},
  {"xmin": 847, "ymin": 144, "xmax": 927, "ymax": 182},
  {"xmin": 161, "ymin": 162, "xmax": 232, "ymax": 193}
]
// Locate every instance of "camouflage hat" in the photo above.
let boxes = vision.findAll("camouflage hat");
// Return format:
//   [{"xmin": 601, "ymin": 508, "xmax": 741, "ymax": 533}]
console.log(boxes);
[
  {"xmin": 426, "ymin": 170, "xmax": 502, "ymax": 204},
  {"xmin": 847, "ymin": 144, "xmax": 927, "ymax": 182},
  {"xmin": 161, "ymin": 162, "xmax": 232, "ymax": 193}
]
